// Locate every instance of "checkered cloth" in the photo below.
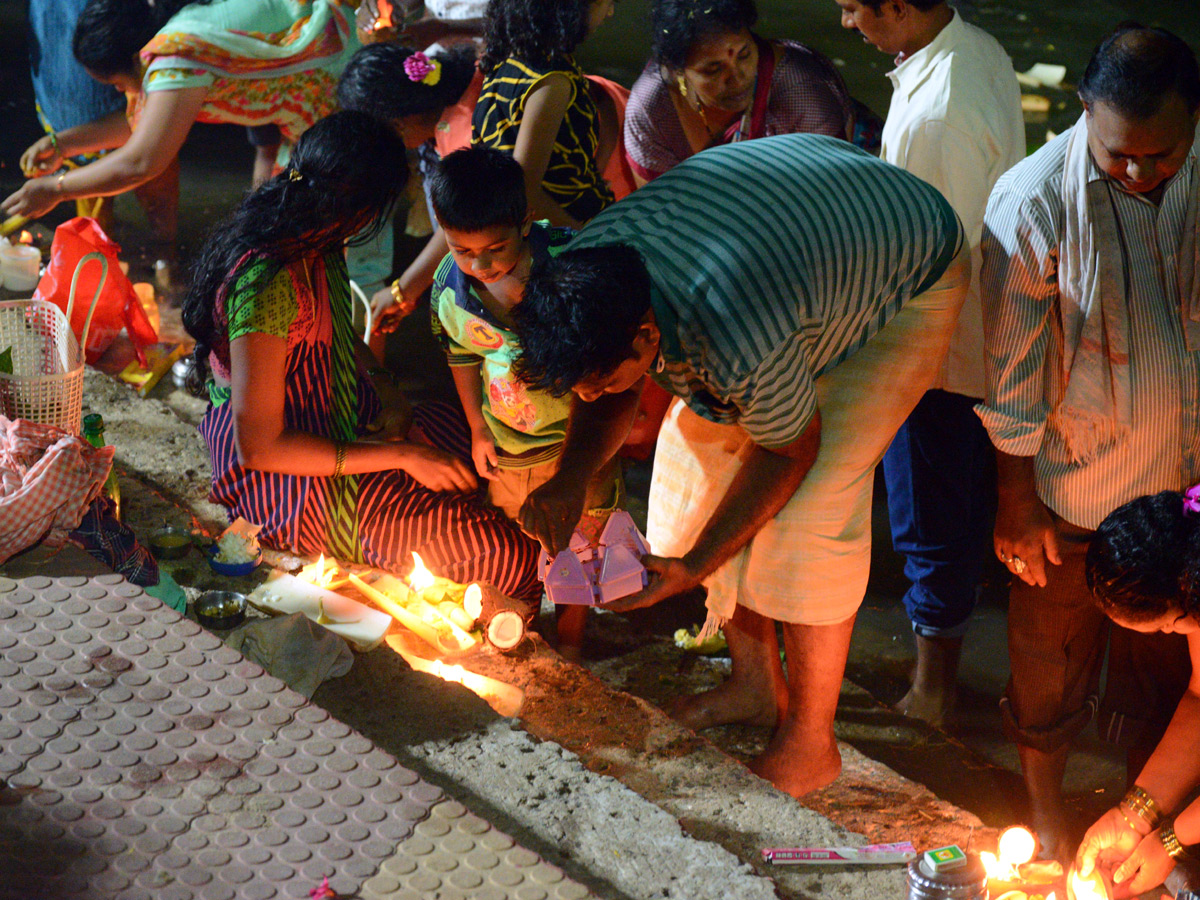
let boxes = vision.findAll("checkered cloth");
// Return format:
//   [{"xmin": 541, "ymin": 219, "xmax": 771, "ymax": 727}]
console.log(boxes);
[{"xmin": 0, "ymin": 416, "xmax": 114, "ymax": 563}]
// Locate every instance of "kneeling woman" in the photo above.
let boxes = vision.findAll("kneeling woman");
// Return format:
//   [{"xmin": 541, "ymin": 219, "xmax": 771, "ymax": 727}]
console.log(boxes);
[
  {"xmin": 184, "ymin": 110, "xmax": 540, "ymax": 598},
  {"xmin": 1077, "ymin": 489, "xmax": 1200, "ymax": 893}
]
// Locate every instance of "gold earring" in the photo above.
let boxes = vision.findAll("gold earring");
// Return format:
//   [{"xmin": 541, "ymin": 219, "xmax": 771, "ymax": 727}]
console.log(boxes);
[{"xmin": 677, "ymin": 75, "xmax": 688, "ymax": 99}]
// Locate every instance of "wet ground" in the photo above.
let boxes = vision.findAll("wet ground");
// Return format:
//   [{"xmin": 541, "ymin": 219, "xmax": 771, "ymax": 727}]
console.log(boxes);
[{"xmin": 3, "ymin": 0, "xmax": 1199, "ymax": 856}]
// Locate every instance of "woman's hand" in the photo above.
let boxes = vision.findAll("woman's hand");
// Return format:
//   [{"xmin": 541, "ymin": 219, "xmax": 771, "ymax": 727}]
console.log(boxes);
[
  {"xmin": 470, "ymin": 428, "xmax": 499, "ymax": 480},
  {"xmin": 1077, "ymin": 807, "xmax": 1148, "ymax": 878},
  {"xmin": 20, "ymin": 135, "xmax": 63, "ymax": 177},
  {"xmin": 400, "ymin": 444, "xmax": 478, "ymax": 492},
  {"xmin": 1112, "ymin": 831, "xmax": 1177, "ymax": 898},
  {"xmin": 2, "ymin": 177, "xmax": 63, "ymax": 220},
  {"xmin": 371, "ymin": 284, "xmax": 417, "ymax": 335}
]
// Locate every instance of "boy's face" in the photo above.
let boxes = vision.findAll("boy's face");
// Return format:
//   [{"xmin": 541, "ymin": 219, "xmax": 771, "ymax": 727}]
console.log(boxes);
[{"xmin": 443, "ymin": 220, "xmax": 530, "ymax": 284}]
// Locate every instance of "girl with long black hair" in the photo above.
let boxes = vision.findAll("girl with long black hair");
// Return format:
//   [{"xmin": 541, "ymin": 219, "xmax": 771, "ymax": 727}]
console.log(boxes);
[{"xmin": 184, "ymin": 110, "xmax": 541, "ymax": 598}]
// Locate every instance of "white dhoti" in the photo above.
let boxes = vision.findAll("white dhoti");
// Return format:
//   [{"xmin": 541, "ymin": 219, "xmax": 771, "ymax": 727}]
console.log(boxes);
[{"xmin": 647, "ymin": 246, "xmax": 971, "ymax": 626}]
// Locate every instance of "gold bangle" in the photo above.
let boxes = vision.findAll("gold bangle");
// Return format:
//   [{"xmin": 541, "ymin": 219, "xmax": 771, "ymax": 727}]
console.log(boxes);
[
  {"xmin": 1125, "ymin": 785, "xmax": 1167, "ymax": 829},
  {"xmin": 56, "ymin": 172, "xmax": 66, "ymax": 194},
  {"xmin": 333, "ymin": 441, "xmax": 348, "ymax": 479},
  {"xmin": 1117, "ymin": 805, "xmax": 1145, "ymax": 833},
  {"xmin": 389, "ymin": 279, "xmax": 405, "ymax": 306},
  {"xmin": 1159, "ymin": 822, "xmax": 1188, "ymax": 860}
]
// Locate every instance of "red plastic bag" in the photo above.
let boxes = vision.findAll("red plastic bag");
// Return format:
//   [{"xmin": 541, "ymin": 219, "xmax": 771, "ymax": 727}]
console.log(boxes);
[{"xmin": 33, "ymin": 217, "xmax": 157, "ymax": 365}]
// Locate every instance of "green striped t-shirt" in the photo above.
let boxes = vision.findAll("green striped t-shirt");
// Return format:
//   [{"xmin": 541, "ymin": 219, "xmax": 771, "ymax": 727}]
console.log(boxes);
[{"xmin": 569, "ymin": 133, "xmax": 963, "ymax": 448}]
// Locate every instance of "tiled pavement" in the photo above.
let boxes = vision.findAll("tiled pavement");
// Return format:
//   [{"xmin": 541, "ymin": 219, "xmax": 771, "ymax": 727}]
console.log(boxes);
[{"xmin": 0, "ymin": 574, "xmax": 593, "ymax": 900}]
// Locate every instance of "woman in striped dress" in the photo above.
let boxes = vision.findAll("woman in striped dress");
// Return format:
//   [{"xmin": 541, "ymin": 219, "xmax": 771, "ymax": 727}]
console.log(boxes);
[
  {"xmin": 471, "ymin": 0, "xmax": 618, "ymax": 229},
  {"xmin": 183, "ymin": 111, "xmax": 541, "ymax": 598}
]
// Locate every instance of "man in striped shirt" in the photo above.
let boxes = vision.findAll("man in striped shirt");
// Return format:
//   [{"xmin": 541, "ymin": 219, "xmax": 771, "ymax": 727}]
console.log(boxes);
[
  {"xmin": 511, "ymin": 132, "xmax": 968, "ymax": 796},
  {"xmin": 979, "ymin": 26, "xmax": 1200, "ymax": 857}
]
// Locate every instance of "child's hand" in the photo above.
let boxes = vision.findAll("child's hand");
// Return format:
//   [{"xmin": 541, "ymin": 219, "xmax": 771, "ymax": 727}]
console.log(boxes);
[{"xmin": 470, "ymin": 430, "xmax": 499, "ymax": 480}]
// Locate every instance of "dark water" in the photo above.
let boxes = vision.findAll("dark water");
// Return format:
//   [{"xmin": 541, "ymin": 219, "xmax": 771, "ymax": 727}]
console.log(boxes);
[{"xmin": 578, "ymin": 0, "xmax": 1200, "ymax": 151}]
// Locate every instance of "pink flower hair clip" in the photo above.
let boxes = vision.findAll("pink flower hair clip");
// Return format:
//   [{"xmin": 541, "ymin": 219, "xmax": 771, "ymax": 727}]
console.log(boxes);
[
  {"xmin": 404, "ymin": 52, "xmax": 442, "ymax": 87},
  {"xmin": 1183, "ymin": 483, "xmax": 1200, "ymax": 517}
]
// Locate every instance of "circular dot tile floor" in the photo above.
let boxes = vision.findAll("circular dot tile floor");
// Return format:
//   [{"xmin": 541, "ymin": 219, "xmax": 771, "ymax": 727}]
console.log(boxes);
[{"xmin": 0, "ymin": 575, "xmax": 596, "ymax": 900}]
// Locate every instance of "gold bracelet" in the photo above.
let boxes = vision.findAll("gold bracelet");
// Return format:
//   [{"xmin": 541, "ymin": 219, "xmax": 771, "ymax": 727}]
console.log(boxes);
[
  {"xmin": 333, "ymin": 441, "xmax": 348, "ymax": 479},
  {"xmin": 1159, "ymin": 822, "xmax": 1188, "ymax": 860},
  {"xmin": 389, "ymin": 279, "xmax": 405, "ymax": 305},
  {"xmin": 1117, "ymin": 805, "xmax": 1146, "ymax": 833},
  {"xmin": 1125, "ymin": 785, "xmax": 1167, "ymax": 829},
  {"xmin": 56, "ymin": 172, "xmax": 67, "ymax": 194}
]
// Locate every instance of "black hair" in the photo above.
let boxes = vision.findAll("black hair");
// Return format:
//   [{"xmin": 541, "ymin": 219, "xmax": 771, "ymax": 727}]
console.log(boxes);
[
  {"xmin": 854, "ymin": 0, "xmax": 944, "ymax": 12},
  {"xmin": 183, "ymin": 110, "xmax": 406, "ymax": 391},
  {"xmin": 337, "ymin": 43, "xmax": 478, "ymax": 123},
  {"xmin": 73, "ymin": 0, "xmax": 209, "ymax": 79},
  {"xmin": 1086, "ymin": 490, "xmax": 1200, "ymax": 625},
  {"xmin": 512, "ymin": 245, "xmax": 652, "ymax": 396},
  {"xmin": 480, "ymin": 0, "xmax": 593, "ymax": 73},
  {"xmin": 429, "ymin": 146, "xmax": 527, "ymax": 233},
  {"xmin": 1078, "ymin": 23, "xmax": 1200, "ymax": 118},
  {"xmin": 650, "ymin": 0, "xmax": 758, "ymax": 71}
]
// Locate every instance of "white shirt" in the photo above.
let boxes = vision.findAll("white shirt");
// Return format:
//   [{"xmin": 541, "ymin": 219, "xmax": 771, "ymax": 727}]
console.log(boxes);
[
  {"xmin": 423, "ymin": 0, "xmax": 487, "ymax": 19},
  {"xmin": 881, "ymin": 10, "xmax": 1024, "ymax": 398},
  {"xmin": 978, "ymin": 125, "xmax": 1200, "ymax": 529}
]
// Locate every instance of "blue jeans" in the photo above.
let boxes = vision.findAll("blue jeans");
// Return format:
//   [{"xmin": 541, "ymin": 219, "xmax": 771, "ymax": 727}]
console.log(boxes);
[{"xmin": 882, "ymin": 389, "xmax": 995, "ymax": 637}]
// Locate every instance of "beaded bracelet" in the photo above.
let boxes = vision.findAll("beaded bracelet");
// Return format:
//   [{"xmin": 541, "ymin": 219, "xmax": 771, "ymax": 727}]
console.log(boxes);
[
  {"xmin": 48, "ymin": 131, "xmax": 60, "ymax": 153},
  {"xmin": 1159, "ymin": 822, "xmax": 1189, "ymax": 861},
  {"xmin": 1124, "ymin": 785, "xmax": 1167, "ymax": 829}
]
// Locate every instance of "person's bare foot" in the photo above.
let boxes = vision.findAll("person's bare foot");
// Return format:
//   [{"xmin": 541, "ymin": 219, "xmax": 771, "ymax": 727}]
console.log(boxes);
[
  {"xmin": 894, "ymin": 683, "xmax": 957, "ymax": 728},
  {"xmin": 894, "ymin": 634, "xmax": 962, "ymax": 728},
  {"xmin": 667, "ymin": 676, "xmax": 780, "ymax": 730},
  {"xmin": 749, "ymin": 726, "xmax": 842, "ymax": 797}
]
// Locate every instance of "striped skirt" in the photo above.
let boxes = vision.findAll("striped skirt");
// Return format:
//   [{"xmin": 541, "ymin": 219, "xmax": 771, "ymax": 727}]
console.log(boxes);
[{"xmin": 200, "ymin": 400, "xmax": 542, "ymax": 600}]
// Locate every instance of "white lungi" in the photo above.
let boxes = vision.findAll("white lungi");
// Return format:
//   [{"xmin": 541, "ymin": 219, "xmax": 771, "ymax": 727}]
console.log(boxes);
[{"xmin": 647, "ymin": 246, "xmax": 971, "ymax": 626}]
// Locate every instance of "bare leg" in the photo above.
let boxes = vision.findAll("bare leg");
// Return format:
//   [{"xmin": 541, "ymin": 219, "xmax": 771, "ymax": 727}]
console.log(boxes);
[
  {"xmin": 895, "ymin": 633, "xmax": 962, "ymax": 727},
  {"xmin": 1019, "ymin": 743, "xmax": 1070, "ymax": 861},
  {"xmin": 556, "ymin": 604, "xmax": 587, "ymax": 664},
  {"xmin": 668, "ymin": 604, "xmax": 786, "ymax": 730},
  {"xmin": 252, "ymin": 142, "xmax": 281, "ymax": 188},
  {"xmin": 750, "ymin": 615, "xmax": 855, "ymax": 797}
]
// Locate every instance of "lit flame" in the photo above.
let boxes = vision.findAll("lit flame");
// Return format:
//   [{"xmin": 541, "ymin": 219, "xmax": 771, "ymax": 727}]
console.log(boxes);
[
  {"xmin": 17, "ymin": 230, "xmax": 33, "ymax": 245},
  {"xmin": 999, "ymin": 827, "xmax": 1036, "ymax": 868},
  {"xmin": 983, "ymin": 828, "xmax": 1038, "ymax": 882},
  {"xmin": 408, "ymin": 552, "xmax": 435, "ymax": 592},
  {"xmin": 1069, "ymin": 870, "xmax": 1109, "ymax": 900},
  {"xmin": 298, "ymin": 553, "xmax": 335, "ymax": 588}
]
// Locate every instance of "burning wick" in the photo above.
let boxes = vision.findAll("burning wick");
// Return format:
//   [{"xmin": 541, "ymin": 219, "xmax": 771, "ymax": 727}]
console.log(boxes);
[
  {"xmin": 1068, "ymin": 868, "xmax": 1112, "ymax": 900},
  {"xmin": 982, "ymin": 826, "xmax": 1037, "ymax": 881},
  {"xmin": 408, "ymin": 551, "xmax": 435, "ymax": 592}
]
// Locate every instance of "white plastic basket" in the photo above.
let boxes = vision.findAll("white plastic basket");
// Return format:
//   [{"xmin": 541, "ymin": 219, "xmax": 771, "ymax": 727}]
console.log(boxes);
[{"xmin": 0, "ymin": 251, "xmax": 107, "ymax": 434}]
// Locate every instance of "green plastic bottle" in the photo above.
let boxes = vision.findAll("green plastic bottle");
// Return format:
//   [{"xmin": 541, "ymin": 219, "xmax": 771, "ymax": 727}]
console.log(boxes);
[{"xmin": 82, "ymin": 413, "xmax": 121, "ymax": 521}]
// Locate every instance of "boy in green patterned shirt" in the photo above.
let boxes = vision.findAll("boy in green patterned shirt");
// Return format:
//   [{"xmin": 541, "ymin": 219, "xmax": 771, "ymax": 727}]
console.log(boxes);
[{"xmin": 429, "ymin": 147, "xmax": 619, "ymax": 654}]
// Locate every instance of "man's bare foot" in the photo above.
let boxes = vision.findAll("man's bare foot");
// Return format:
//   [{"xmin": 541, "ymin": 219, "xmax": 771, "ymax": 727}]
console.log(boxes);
[
  {"xmin": 749, "ymin": 727, "xmax": 842, "ymax": 797},
  {"xmin": 895, "ymin": 634, "xmax": 961, "ymax": 727},
  {"xmin": 667, "ymin": 676, "xmax": 780, "ymax": 731},
  {"xmin": 894, "ymin": 683, "xmax": 957, "ymax": 728}
]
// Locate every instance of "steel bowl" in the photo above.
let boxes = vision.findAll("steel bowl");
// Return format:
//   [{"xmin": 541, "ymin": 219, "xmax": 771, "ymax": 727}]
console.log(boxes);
[
  {"xmin": 149, "ymin": 526, "xmax": 193, "ymax": 560},
  {"xmin": 194, "ymin": 590, "xmax": 246, "ymax": 630}
]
